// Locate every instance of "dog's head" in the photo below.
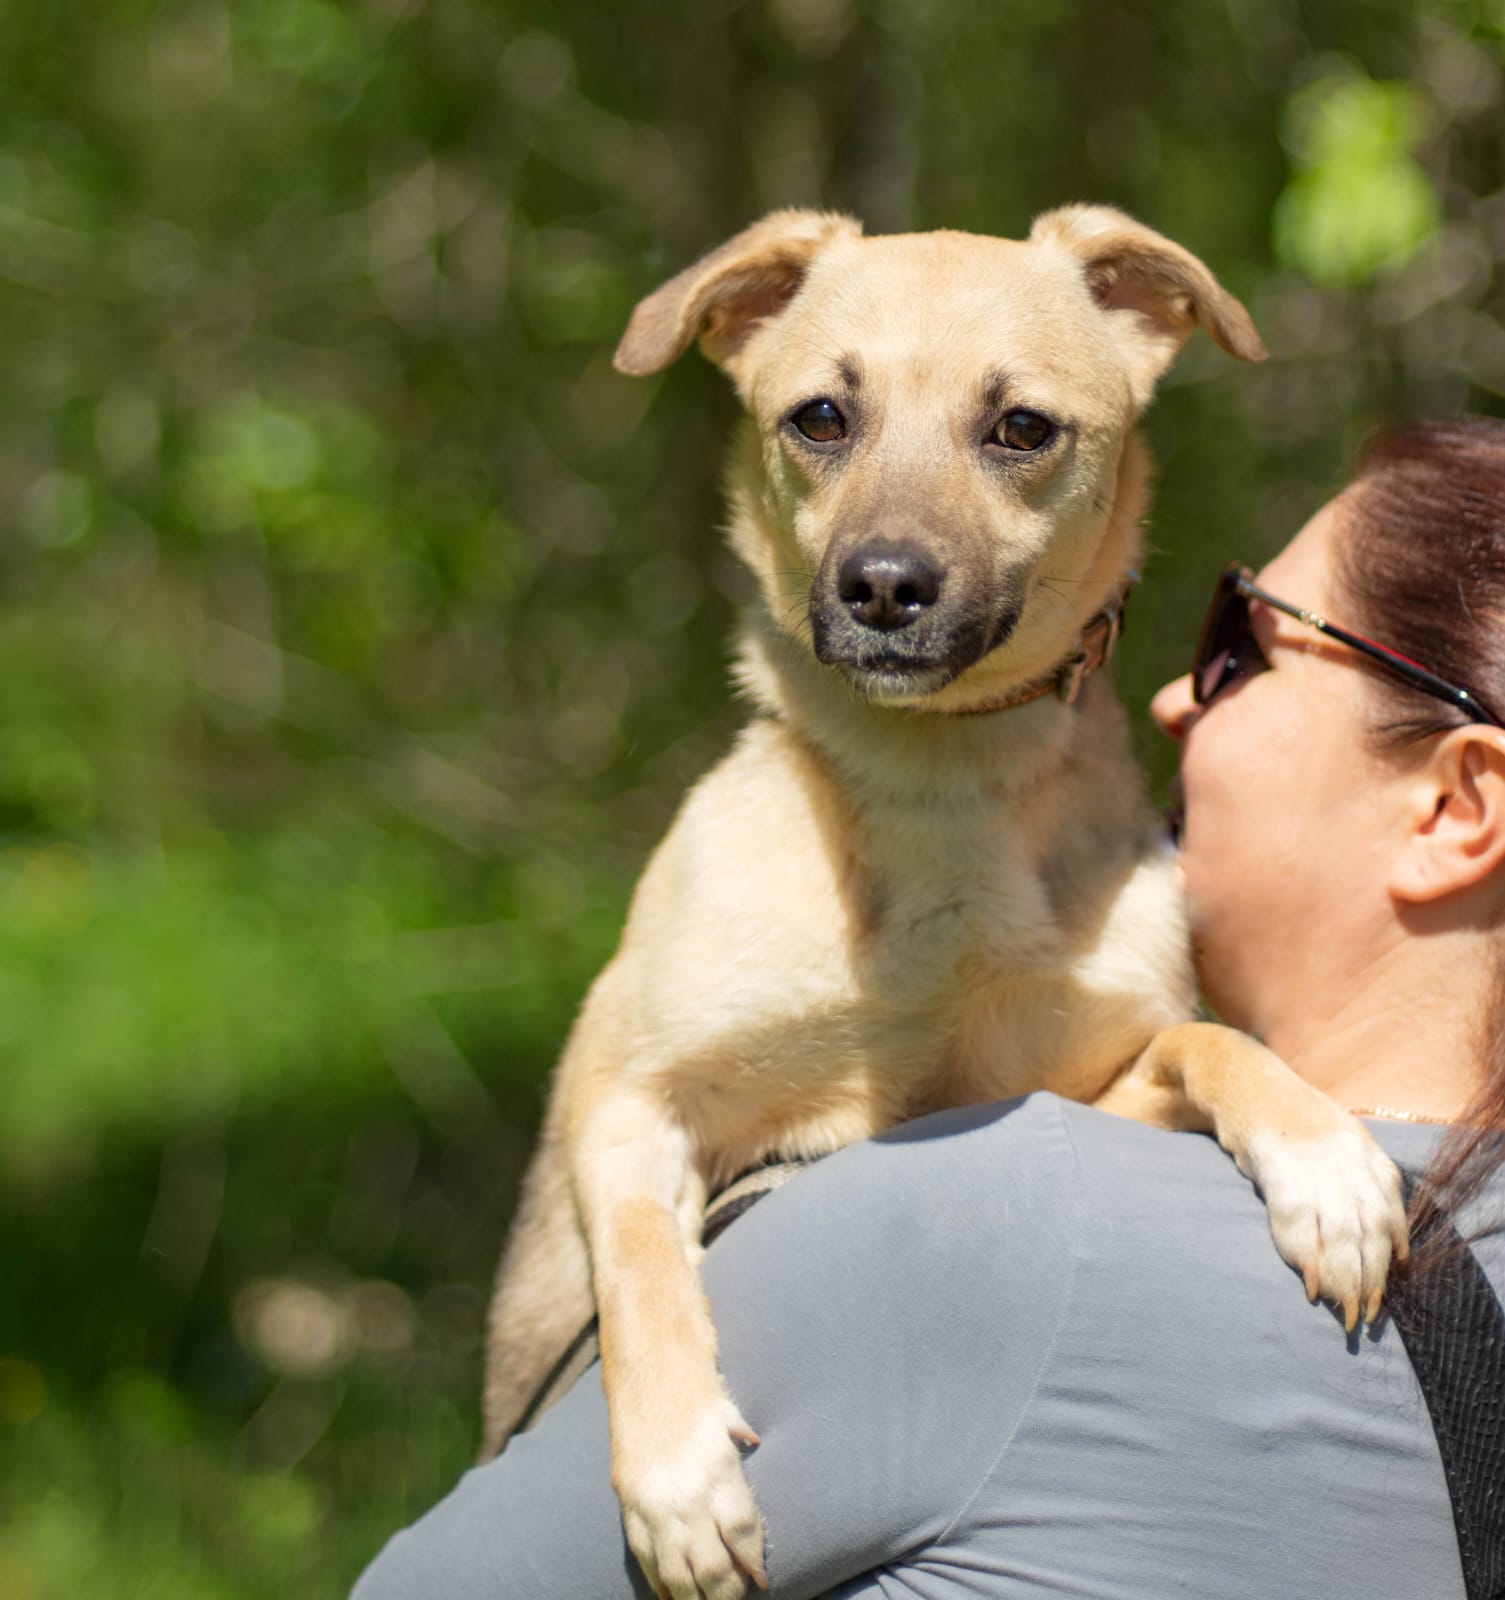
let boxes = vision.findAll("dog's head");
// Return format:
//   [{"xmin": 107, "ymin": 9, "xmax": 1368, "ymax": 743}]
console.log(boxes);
[{"xmin": 615, "ymin": 207, "xmax": 1264, "ymax": 705}]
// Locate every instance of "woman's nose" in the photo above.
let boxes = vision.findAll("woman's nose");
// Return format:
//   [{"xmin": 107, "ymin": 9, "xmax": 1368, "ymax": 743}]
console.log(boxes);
[{"xmin": 1151, "ymin": 674, "xmax": 1198, "ymax": 741}]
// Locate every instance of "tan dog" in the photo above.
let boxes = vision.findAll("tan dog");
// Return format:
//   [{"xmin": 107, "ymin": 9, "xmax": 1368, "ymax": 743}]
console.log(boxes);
[{"xmin": 481, "ymin": 208, "xmax": 1407, "ymax": 1600}]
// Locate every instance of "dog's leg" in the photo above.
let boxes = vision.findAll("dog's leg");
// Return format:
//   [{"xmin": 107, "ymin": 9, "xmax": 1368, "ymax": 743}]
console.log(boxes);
[
  {"xmin": 480, "ymin": 1122, "xmax": 595, "ymax": 1458},
  {"xmin": 571, "ymin": 1082, "xmax": 767, "ymax": 1600},
  {"xmin": 1097, "ymin": 1022, "xmax": 1409, "ymax": 1329}
]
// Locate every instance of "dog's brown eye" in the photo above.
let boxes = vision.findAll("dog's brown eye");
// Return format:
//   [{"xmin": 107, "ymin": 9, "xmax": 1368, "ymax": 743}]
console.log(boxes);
[
  {"xmin": 792, "ymin": 399, "xmax": 846, "ymax": 443},
  {"xmin": 993, "ymin": 410, "xmax": 1053, "ymax": 451}
]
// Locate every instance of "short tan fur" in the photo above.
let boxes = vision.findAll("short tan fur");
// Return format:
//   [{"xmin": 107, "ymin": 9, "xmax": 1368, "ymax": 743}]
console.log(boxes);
[{"xmin": 481, "ymin": 208, "xmax": 1404, "ymax": 1600}]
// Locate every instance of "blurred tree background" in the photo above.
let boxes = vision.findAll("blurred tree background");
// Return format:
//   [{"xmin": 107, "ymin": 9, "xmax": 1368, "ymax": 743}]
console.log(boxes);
[{"xmin": 3, "ymin": 0, "xmax": 1505, "ymax": 1593}]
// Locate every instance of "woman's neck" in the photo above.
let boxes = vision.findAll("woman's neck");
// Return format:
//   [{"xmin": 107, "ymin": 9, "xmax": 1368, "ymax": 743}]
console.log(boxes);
[{"xmin": 1255, "ymin": 924, "xmax": 1492, "ymax": 1121}]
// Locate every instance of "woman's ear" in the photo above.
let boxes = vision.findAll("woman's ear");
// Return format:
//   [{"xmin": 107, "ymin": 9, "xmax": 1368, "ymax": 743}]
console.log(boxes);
[{"xmin": 1390, "ymin": 727, "xmax": 1505, "ymax": 906}]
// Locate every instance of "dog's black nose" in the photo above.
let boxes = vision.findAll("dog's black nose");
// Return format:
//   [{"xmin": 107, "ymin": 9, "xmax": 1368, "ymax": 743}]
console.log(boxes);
[{"xmin": 837, "ymin": 546, "xmax": 941, "ymax": 632}]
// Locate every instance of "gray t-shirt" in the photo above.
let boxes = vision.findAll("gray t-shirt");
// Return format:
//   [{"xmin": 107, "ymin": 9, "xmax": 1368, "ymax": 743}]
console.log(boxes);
[{"xmin": 353, "ymin": 1094, "xmax": 1503, "ymax": 1598}]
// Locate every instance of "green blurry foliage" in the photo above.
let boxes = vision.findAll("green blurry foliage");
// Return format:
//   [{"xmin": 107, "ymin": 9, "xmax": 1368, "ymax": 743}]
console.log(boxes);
[
  {"xmin": 4, "ymin": 0, "xmax": 1505, "ymax": 1594},
  {"xmin": 1274, "ymin": 68, "xmax": 1441, "ymax": 284}
]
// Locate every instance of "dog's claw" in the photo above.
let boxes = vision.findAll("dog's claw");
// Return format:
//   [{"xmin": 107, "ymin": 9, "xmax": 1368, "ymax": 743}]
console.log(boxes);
[
  {"xmin": 618, "ymin": 1397, "xmax": 766, "ymax": 1600},
  {"xmin": 1247, "ymin": 1113, "xmax": 1408, "ymax": 1334}
]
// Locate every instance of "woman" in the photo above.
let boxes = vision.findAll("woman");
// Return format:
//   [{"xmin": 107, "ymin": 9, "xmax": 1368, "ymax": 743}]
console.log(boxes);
[{"xmin": 353, "ymin": 420, "xmax": 1505, "ymax": 1600}]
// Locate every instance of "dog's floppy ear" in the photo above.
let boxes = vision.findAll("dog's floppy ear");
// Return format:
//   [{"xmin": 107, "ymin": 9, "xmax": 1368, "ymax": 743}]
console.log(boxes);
[
  {"xmin": 614, "ymin": 209, "xmax": 861, "ymax": 377},
  {"xmin": 1030, "ymin": 204, "xmax": 1266, "ymax": 401}
]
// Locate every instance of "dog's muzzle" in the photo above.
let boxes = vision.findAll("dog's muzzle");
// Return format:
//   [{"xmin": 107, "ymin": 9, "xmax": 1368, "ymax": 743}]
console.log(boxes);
[{"xmin": 810, "ymin": 540, "xmax": 1018, "ymax": 690}]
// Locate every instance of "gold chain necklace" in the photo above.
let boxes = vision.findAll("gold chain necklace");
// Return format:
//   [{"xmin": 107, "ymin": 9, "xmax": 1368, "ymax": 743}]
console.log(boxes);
[{"xmin": 1346, "ymin": 1104, "xmax": 1452, "ymax": 1123}]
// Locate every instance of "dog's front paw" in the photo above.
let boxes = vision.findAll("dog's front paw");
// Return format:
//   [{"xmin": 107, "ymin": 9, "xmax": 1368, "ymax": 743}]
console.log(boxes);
[
  {"xmin": 1245, "ymin": 1115, "xmax": 1409, "ymax": 1331},
  {"xmin": 616, "ymin": 1398, "xmax": 767, "ymax": 1600}
]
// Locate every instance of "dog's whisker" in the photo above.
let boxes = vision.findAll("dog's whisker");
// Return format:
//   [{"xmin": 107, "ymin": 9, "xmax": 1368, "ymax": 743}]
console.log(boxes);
[{"xmin": 1034, "ymin": 577, "xmax": 1086, "ymax": 628}]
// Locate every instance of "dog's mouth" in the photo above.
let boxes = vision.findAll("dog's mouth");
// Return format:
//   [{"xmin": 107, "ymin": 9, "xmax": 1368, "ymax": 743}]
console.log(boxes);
[
  {"xmin": 842, "ymin": 655, "xmax": 961, "ymax": 700},
  {"xmin": 809, "ymin": 599, "xmax": 1021, "ymax": 702}
]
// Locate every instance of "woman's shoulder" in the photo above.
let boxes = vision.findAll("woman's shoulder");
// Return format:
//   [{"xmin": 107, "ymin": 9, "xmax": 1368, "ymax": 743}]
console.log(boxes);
[
  {"xmin": 771, "ymin": 1094, "xmax": 1481, "ymax": 1315},
  {"xmin": 819, "ymin": 1091, "xmax": 1262, "ymax": 1223},
  {"xmin": 843, "ymin": 1092, "xmax": 1466, "ymax": 1227},
  {"xmin": 712, "ymin": 1092, "xmax": 1280, "ymax": 1338}
]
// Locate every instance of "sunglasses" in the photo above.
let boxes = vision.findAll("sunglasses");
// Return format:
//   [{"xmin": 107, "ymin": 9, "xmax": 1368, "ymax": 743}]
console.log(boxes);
[{"xmin": 1192, "ymin": 563, "xmax": 1504, "ymax": 728}]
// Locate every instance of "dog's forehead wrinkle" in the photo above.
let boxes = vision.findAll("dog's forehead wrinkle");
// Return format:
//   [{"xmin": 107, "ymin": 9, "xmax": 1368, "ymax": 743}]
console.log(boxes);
[
  {"xmin": 762, "ymin": 272, "xmax": 1114, "ymax": 412},
  {"xmin": 746, "ymin": 314, "xmax": 864, "ymax": 414},
  {"xmin": 766, "ymin": 249, "xmax": 1137, "ymax": 423},
  {"xmin": 754, "ymin": 306, "xmax": 850, "ymax": 369},
  {"xmin": 785, "ymin": 346, "xmax": 1099, "ymax": 435}
]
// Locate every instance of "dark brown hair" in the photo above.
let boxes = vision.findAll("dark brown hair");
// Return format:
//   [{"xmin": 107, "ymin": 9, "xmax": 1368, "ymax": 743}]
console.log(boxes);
[{"xmin": 1336, "ymin": 417, "xmax": 1505, "ymax": 1266}]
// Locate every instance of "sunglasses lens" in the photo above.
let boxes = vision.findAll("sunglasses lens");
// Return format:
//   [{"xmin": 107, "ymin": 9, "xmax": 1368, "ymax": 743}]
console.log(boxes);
[{"xmin": 1193, "ymin": 578, "xmax": 1267, "ymax": 705}]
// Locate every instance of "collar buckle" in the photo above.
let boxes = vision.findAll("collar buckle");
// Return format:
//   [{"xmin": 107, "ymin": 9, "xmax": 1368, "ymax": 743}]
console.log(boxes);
[
  {"xmin": 1054, "ymin": 571, "xmax": 1136, "ymax": 705},
  {"xmin": 1056, "ymin": 650, "xmax": 1089, "ymax": 704}
]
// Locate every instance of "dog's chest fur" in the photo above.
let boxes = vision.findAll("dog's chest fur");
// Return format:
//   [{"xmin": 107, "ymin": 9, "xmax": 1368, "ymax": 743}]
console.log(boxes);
[{"xmin": 623, "ymin": 669, "xmax": 1191, "ymax": 1179}]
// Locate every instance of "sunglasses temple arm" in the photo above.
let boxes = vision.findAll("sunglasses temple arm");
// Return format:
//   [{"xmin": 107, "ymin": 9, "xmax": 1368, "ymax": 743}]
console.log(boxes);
[
  {"xmin": 1307, "ymin": 619, "xmax": 1500, "ymax": 725},
  {"xmin": 1235, "ymin": 575, "xmax": 1503, "ymax": 727}
]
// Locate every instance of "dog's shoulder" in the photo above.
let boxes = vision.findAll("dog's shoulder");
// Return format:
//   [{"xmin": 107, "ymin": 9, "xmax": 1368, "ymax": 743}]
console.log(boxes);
[{"xmin": 621, "ymin": 715, "xmax": 871, "ymax": 978}]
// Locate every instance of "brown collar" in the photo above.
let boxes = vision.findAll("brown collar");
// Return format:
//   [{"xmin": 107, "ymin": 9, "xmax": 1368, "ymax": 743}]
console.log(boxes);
[{"xmin": 937, "ymin": 571, "xmax": 1140, "ymax": 717}]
